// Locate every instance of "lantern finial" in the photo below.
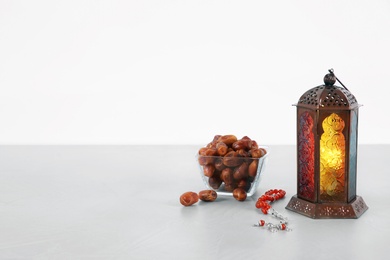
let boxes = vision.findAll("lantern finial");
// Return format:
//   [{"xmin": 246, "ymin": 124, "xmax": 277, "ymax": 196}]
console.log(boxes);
[
  {"xmin": 324, "ymin": 69, "xmax": 336, "ymax": 86},
  {"xmin": 326, "ymin": 68, "xmax": 350, "ymax": 91}
]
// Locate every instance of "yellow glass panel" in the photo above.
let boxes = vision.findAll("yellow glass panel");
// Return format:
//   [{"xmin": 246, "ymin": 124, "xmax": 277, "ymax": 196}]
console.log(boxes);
[{"xmin": 320, "ymin": 113, "xmax": 345, "ymax": 201}]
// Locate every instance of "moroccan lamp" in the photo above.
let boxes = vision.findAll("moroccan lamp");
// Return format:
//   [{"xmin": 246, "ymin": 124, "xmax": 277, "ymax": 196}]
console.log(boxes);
[{"xmin": 286, "ymin": 69, "xmax": 368, "ymax": 218}]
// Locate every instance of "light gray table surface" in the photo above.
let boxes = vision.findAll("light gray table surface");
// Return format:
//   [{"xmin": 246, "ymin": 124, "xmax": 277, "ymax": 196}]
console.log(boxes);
[{"xmin": 0, "ymin": 145, "xmax": 388, "ymax": 259}]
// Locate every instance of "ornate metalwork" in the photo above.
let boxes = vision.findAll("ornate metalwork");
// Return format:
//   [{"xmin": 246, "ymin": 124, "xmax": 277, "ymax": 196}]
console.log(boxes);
[{"xmin": 286, "ymin": 195, "xmax": 368, "ymax": 219}]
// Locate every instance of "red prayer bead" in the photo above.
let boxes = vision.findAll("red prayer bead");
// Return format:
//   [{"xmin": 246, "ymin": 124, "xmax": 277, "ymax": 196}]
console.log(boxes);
[{"xmin": 255, "ymin": 189, "xmax": 286, "ymax": 214}]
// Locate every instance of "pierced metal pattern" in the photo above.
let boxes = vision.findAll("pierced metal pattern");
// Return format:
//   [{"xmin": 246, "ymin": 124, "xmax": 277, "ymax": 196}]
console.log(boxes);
[
  {"xmin": 318, "ymin": 205, "xmax": 351, "ymax": 217},
  {"xmin": 298, "ymin": 85, "xmax": 358, "ymax": 108},
  {"xmin": 286, "ymin": 195, "xmax": 368, "ymax": 219},
  {"xmin": 298, "ymin": 86, "xmax": 323, "ymax": 106},
  {"xmin": 286, "ymin": 197, "xmax": 315, "ymax": 217}
]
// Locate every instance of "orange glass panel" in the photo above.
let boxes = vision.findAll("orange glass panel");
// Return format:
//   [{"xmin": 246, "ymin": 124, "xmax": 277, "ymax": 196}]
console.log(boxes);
[{"xmin": 320, "ymin": 113, "xmax": 345, "ymax": 201}]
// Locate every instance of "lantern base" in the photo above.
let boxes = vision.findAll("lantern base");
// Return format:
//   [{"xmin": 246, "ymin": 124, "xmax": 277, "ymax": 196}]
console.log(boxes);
[{"xmin": 285, "ymin": 195, "xmax": 368, "ymax": 219}]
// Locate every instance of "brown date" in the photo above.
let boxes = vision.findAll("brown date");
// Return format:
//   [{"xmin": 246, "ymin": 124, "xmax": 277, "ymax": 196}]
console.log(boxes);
[
  {"xmin": 216, "ymin": 142, "xmax": 228, "ymax": 156},
  {"xmin": 233, "ymin": 188, "xmax": 247, "ymax": 201},
  {"xmin": 233, "ymin": 162, "xmax": 248, "ymax": 180},
  {"xmin": 249, "ymin": 140, "xmax": 258, "ymax": 149},
  {"xmin": 237, "ymin": 179, "xmax": 250, "ymax": 191},
  {"xmin": 180, "ymin": 192, "xmax": 199, "ymax": 206},
  {"xmin": 214, "ymin": 158, "xmax": 226, "ymax": 171},
  {"xmin": 217, "ymin": 135, "xmax": 237, "ymax": 146},
  {"xmin": 198, "ymin": 147, "xmax": 217, "ymax": 166},
  {"xmin": 206, "ymin": 148, "xmax": 217, "ymax": 156},
  {"xmin": 248, "ymin": 159, "xmax": 258, "ymax": 177},
  {"xmin": 241, "ymin": 136, "xmax": 251, "ymax": 141},
  {"xmin": 208, "ymin": 175, "xmax": 222, "ymax": 189},
  {"xmin": 212, "ymin": 135, "xmax": 222, "ymax": 145},
  {"xmin": 198, "ymin": 190, "xmax": 217, "ymax": 202},
  {"xmin": 224, "ymin": 183, "xmax": 238, "ymax": 192},
  {"xmin": 220, "ymin": 168, "xmax": 234, "ymax": 185},
  {"xmin": 198, "ymin": 147, "xmax": 208, "ymax": 155},
  {"xmin": 250, "ymin": 148, "xmax": 264, "ymax": 158},
  {"xmin": 203, "ymin": 164, "xmax": 215, "ymax": 177},
  {"xmin": 232, "ymin": 139, "xmax": 250, "ymax": 150},
  {"xmin": 223, "ymin": 151, "xmax": 240, "ymax": 167},
  {"xmin": 236, "ymin": 149, "xmax": 250, "ymax": 157}
]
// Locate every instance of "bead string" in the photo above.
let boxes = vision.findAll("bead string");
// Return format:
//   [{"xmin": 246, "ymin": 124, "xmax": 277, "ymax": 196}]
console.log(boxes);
[
  {"xmin": 253, "ymin": 219, "xmax": 291, "ymax": 233},
  {"xmin": 255, "ymin": 189, "xmax": 286, "ymax": 213},
  {"xmin": 253, "ymin": 189, "xmax": 291, "ymax": 232}
]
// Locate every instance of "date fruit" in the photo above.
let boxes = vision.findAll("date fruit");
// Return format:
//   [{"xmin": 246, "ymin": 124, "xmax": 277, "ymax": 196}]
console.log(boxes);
[
  {"xmin": 233, "ymin": 188, "xmax": 247, "ymax": 201},
  {"xmin": 217, "ymin": 135, "xmax": 237, "ymax": 146},
  {"xmin": 216, "ymin": 142, "xmax": 228, "ymax": 156},
  {"xmin": 180, "ymin": 191, "xmax": 199, "ymax": 206},
  {"xmin": 198, "ymin": 190, "xmax": 217, "ymax": 202},
  {"xmin": 203, "ymin": 164, "xmax": 215, "ymax": 177},
  {"xmin": 208, "ymin": 175, "xmax": 222, "ymax": 189},
  {"xmin": 233, "ymin": 162, "xmax": 248, "ymax": 180},
  {"xmin": 223, "ymin": 151, "xmax": 240, "ymax": 167},
  {"xmin": 220, "ymin": 168, "xmax": 234, "ymax": 185},
  {"xmin": 248, "ymin": 160, "xmax": 258, "ymax": 177}
]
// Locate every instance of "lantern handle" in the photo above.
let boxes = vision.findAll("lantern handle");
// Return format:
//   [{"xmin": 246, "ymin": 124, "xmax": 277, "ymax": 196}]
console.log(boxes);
[{"xmin": 328, "ymin": 68, "xmax": 349, "ymax": 91}]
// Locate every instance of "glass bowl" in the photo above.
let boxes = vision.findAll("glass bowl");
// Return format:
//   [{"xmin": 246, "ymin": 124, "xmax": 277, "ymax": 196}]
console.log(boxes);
[{"xmin": 197, "ymin": 146, "xmax": 269, "ymax": 197}]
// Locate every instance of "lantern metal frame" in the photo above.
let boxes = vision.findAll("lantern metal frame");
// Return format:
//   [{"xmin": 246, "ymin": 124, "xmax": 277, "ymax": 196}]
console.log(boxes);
[{"xmin": 286, "ymin": 70, "xmax": 368, "ymax": 219}]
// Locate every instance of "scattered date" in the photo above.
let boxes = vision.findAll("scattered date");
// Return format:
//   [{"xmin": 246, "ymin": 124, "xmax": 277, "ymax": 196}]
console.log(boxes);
[
  {"xmin": 180, "ymin": 190, "xmax": 217, "ymax": 206},
  {"xmin": 180, "ymin": 192, "xmax": 199, "ymax": 206},
  {"xmin": 198, "ymin": 190, "xmax": 217, "ymax": 202}
]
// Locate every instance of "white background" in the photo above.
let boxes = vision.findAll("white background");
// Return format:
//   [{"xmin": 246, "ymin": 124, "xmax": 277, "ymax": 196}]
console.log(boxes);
[{"xmin": 1, "ymin": 0, "xmax": 389, "ymax": 145}]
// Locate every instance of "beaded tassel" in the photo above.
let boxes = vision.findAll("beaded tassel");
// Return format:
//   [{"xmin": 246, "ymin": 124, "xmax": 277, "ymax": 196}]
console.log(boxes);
[
  {"xmin": 253, "ymin": 189, "xmax": 292, "ymax": 232},
  {"xmin": 253, "ymin": 219, "xmax": 292, "ymax": 232}
]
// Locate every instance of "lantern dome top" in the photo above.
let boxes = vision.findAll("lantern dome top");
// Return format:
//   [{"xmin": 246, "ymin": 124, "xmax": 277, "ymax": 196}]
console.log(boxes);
[{"xmin": 297, "ymin": 70, "xmax": 359, "ymax": 110}]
